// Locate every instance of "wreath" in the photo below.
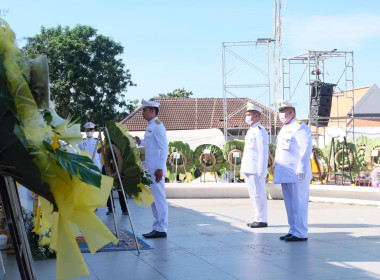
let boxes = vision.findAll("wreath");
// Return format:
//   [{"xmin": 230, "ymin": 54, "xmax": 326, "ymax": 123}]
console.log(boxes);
[
  {"xmin": 168, "ymin": 151, "xmax": 187, "ymax": 169},
  {"xmin": 227, "ymin": 149, "xmax": 243, "ymax": 167},
  {"xmin": 166, "ymin": 141, "xmax": 194, "ymax": 170},
  {"xmin": 193, "ymin": 144, "xmax": 227, "ymax": 170},
  {"xmin": 222, "ymin": 140, "xmax": 244, "ymax": 169},
  {"xmin": 334, "ymin": 148, "xmax": 354, "ymax": 169},
  {"xmin": 199, "ymin": 152, "xmax": 216, "ymax": 169},
  {"xmin": 104, "ymin": 144, "xmax": 123, "ymax": 179}
]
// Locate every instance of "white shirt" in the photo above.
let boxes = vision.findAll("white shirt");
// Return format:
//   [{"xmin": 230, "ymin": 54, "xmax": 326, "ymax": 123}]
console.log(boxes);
[
  {"xmin": 140, "ymin": 117, "xmax": 168, "ymax": 174},
  {"xmin": 78, "ymin": 137, "xmax": 102, "ymax": 170},
  {"xmin": 240, "ymin": 121, "xmax": 269, "ymax": 175},
  {"xmin": 273, "ymin": 118, "xmax": 313, "ymax": 183}
]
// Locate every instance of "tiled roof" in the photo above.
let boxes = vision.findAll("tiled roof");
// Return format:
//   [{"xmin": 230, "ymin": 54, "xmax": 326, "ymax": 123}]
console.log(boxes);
[
  {"xmin": 348, "ymin": 119, "xmax": 380, "ymax": 127},
  {"xmin": 120, "ymin": 98, "xmax": 281, "ymax": 132}
]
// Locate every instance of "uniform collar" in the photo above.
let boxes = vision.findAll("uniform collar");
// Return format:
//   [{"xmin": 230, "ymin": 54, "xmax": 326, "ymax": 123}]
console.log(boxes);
[
  {"xmin": 284, "ymin": 117, "xmax": 296, "ymax": 126},
  {"xmin": 250, "ymin": 121, "xmax": 261, "ymax": 128},
  {"xmin": 149, "ymin": 116, "xmax": 158, "ymax": 124}
]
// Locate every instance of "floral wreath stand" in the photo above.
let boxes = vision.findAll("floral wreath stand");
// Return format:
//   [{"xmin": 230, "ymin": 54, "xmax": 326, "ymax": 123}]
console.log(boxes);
[
  {"xmin": 0, "ymin": 176, "xmax": 36, "ymax": 279},
  {"xmin": 169, "ymin": 152, "xmax": 187, "ymax": 183},
  {"xmin": 95, "ymin": 127, "xmax": 141, "ymax": 254},
  {"xmin": 325, "ymin": 136, "xmax": 353, "ymax": 185},
  {"xmin": 199, "ymin": 153, "xmax": 218, "ymax": 183}
]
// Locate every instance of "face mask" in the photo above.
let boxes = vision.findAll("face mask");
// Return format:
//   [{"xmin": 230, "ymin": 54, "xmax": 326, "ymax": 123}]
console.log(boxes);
[
  {"xmin": 245, "ymin": 116, "xmax": 253, "ymax": 125},
  {"xmin": 86, "ymin": 131, "xmax": 94, "ymax": 138},
  {"xmin": 279, "ymin": 113, "xmax": 287, "ymax": 124}
]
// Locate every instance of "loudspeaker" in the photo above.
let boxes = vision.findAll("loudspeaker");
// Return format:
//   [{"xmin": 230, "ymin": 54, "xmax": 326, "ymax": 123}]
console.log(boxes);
[{"xmin": 309, "ymin": 82, "xmax": 336, "ymax": 127}]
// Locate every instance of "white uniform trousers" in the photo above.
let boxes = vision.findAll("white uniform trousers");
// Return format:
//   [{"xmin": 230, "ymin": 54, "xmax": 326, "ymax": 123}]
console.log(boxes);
[
  {"xmin": 244, "ymin": 173, "xmax": 268, "ymax": 223},
  {"xmin": 150, "ymin": 174, "xmax": 168, "ymax": 233},
  {"xmin": 281, "ymin": 179, "xmax": 309, "ymax": 238}
]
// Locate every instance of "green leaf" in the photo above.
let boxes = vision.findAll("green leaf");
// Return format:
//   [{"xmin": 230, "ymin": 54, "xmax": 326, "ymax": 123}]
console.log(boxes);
[{"xmin": 50, "ymin": 149, "xmax": 101, "ymax": 188}]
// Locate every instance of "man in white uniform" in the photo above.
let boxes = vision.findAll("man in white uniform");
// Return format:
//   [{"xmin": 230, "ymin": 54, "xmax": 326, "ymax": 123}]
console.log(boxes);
[
  {"xmin": 273, "ymin": 100, "xmax": 312, "ymax": 242},
  {"xmin": 78, "ymin": 122, "xmax": 102, "ymax": 171},
  {"xmin": 135, "ymin": 99, "xmax": 169, "ymax": 239},
  {"xmin": 240, "ymin": 103, "xmax": 269, "ymax": 228}
]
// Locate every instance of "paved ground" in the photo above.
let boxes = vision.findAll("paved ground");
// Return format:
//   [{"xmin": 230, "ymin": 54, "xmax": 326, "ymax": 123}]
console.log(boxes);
[{"xmin": 3, "ymin": 197, "xmax": 380, "ymax": 280}]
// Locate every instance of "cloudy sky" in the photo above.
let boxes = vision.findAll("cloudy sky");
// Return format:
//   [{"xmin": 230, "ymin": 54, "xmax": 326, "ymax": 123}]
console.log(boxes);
[{"xmin": 2, "ymin": 0, "xmax": 380, "ymax": 118}]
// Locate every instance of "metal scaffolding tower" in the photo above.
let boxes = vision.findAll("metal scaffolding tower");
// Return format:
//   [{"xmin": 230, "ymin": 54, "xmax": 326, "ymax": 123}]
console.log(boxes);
[
  {"xmin": 222, "ymin": 40, "xmax": 273, "ymax": 141},
  {"xmin": 282, "ymin": 50, "xmax": 355, "ymax": 145}
]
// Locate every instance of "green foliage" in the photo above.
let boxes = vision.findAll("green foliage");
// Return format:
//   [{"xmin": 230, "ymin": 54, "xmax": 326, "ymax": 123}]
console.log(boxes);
[
  {"xmin": 269, "ymin": 143, "xmax": 276, "ymax": 157},
  {"xmin": 45, "ymin": 141, "xmax": 102, "ymax": 188},
  {"xmin": 167, "ymin": 141, "xmax": 194, "ymax": 171},
  {"xmin": 193, "ymin": 144, "xmax": 228, "ymax": 170},
  {"xmin": 312, "ymin": 146, "xmax": 326, "ymax": 163},
  {"xmin": 22, "ymin": 25, "xmax": 136, "ymax": 127},
  {"xmin": 0, "ymin": 61, "xmax": 55, "ymax": 207},
  {"xmin": 222, "ymin": 140, "xmax": 245, "ymax": 169},
  {"xmin": 354, "ymin": 136, "xmax": 371, "ymax": 172},
  {"xmin": 322, "ymin": 139, "xmax": 360, "ymax": 177},
  {"xmin": 157, "ymin": 88, "xmax": 193, "ymax": 98},
  {"xmin": 365, "ymin": 137, "xmax": 380, "ymax": 167}
]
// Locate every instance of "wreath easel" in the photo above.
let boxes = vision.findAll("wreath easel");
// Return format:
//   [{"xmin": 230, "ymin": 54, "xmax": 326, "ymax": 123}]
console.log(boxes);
[
  {"xmin": 168, "ymin": 151, "xmax": 188, "ymax": 182},
  {"xmin": 199, "ymin": 152, "xmax": 217, "ymax": 183}
]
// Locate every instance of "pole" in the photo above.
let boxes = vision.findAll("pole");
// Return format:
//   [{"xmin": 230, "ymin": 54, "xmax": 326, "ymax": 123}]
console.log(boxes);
[{"xmin": 99, "ymin": 127, "xmax": 140, "ymax": 254}]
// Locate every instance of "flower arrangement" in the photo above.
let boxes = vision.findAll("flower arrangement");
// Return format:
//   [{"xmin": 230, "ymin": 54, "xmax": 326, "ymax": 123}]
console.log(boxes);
[{"xmin": 371, "ymin": 167, "xmax": 380, "ymax": 188}]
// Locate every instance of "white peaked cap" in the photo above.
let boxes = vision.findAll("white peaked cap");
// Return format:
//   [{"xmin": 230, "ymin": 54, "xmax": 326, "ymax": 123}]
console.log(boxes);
[
  {"xmin": 84, "ymin": 122, "xmax": 95, "ymax": 129},
  {"xmin": 142, "ymin": 99, "xmax": 160, "ymax": 108},
  {"xmin": 246, "ymin": 102, "xmax": 263, "ymax": 113},
  {"xmin": 278, "ymin": 99, "xmax": 296, "ymax": 110}
]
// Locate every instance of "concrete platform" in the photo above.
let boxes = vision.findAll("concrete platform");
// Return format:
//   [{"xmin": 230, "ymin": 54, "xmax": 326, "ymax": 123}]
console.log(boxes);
[
  {"xmin": 3, "ymin": 198, "xmax": 380, "ymax": 280},
  {"xmin": 165, "ymin": 183, "xmax": 380, "ymax": 206},
  {"xmin": 2, "ymin": 185, "xmax": 380, "ymax": 279}
]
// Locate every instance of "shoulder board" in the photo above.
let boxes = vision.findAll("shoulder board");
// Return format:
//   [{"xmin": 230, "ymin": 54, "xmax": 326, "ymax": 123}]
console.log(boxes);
[
  {"xmin": 257, "ymin": 125, "xmax": 262, "ymax": 130},
  {"xmin": 296, "ymin": 120, "xmax": 303, "ymax": 125},
  {"xmin": 155, "ymin": 119, "xmax": 161, "ymax": 125}
]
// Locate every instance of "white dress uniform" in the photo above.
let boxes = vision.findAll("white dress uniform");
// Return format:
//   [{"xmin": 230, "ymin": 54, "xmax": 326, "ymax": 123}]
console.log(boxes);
[
  {"xmin": 241, "ymin": 119, "xmax": 269, "ymax": 223},
  {"xmin": 273, "ymin": 102, "xmax": 312, "ymax": 239},
  {"xmin": 78, "ymin": 130, "xmax": 102, "ymax": 171},
  {"xmin": 140, "ymin": 115, "xmax": 169, "ymax": 233}
]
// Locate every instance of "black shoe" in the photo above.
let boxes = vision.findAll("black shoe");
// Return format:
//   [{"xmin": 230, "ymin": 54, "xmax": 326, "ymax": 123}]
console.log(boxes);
[
  {"xmin": 122, "ymin": 210, "xmax": 129, "ymax": 215},
  {"xmin": 106, "ymin": 210, "xmax": 113, "ymax": 215},
  {"xmin": 143, "ymin": 230, "xmax": 167, "ymax": 239},
  {"xmin": 142, "ymin": 230, "xmax": 156, "ymax": 238},
  {"xmin": 246, "ymin": 222, "xmax": 268, "ymax": 228},
  {"xmin": 285, "ymin": 235, "xmax": 308, "ymax": 242},
  {"xmin": 279, "ymin": 233, "xmax": 293, "ymax": 240}
]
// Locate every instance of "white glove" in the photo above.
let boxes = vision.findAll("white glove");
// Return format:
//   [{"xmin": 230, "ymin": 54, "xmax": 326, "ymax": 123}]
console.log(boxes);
[
  {"xmin": 258, "ymin": 173, "xmax": 267, "ymax": 180},
  {"xmin": 297, "ymin": 172, "xmax": 305, "ymax": 180}
]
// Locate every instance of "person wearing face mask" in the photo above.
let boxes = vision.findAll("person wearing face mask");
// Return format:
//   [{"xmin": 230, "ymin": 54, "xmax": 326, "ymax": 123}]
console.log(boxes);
[
  {"xmin": 273, "ymin": 100, "xmax": 312, "ymax": 242},
  {"xmin": 240, "ymin": 103, "xmax": 269, "ymax": 228},
  {"xmin": 78, "ymin": 122, "xmax": 102, "ymax": 171},
  {"xmin": 134, "ymin": 99, "xmax": 169, "ymax": 239}
]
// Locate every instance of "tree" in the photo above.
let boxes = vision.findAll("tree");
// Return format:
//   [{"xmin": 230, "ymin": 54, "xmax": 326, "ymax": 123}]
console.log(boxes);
[
  {"xmin": 22, "ymin": 25, "xmax": 136, "ymax": 127},
  {"xmin": 157, "ymin": 88, "xmax": 193, "ymax": 98}
]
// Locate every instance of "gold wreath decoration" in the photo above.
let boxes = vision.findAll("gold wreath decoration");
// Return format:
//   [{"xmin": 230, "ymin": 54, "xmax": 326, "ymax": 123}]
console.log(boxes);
[
  {"xmin": 104, "ymin": 144, "xmax": 123, "ymax": 179},
  {"xmin": 199, "ymin": 152, "xmax": 216, "ymax": 169},
  {"xmin": 227, "ymin": 149, "xmax": 243, "ymax": 167},
  {"xmin": 334, "ymin": 148, "xmax": 354, "ymax": 169},
  {"xmin": 169, "ymin": 151, "xmax": 187, "ymax": 168}
]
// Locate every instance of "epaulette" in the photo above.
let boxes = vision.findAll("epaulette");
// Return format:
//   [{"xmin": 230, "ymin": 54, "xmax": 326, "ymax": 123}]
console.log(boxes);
[
  {"xmin": 296, "ymin": 120, "xmax": 303, "ymax": 125},
  {"xmin": 257, "ymin": 125, "xmax": 262, "ymax": 130},
  {"xmin": 155, "ymin": 119, "xmax": 161, "ymax": 125}
]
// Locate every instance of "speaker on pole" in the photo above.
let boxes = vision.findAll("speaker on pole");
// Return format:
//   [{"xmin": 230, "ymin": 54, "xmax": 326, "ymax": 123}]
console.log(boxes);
[{"xmin": 309, "ymin": 82, "xmax": 336, "ymax": 127}]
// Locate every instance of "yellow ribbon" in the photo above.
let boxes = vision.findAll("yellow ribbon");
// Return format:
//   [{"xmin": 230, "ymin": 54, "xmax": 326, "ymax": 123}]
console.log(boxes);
[{"xmin": 1, "ymin": 19, "xmax": 118, "ymax": 280}]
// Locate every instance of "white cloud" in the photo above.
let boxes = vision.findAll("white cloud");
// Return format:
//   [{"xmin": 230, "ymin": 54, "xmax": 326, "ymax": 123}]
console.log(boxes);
[{"xmin": 283, "ymin": 13, "xmax": 380, "ymax": 51}]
